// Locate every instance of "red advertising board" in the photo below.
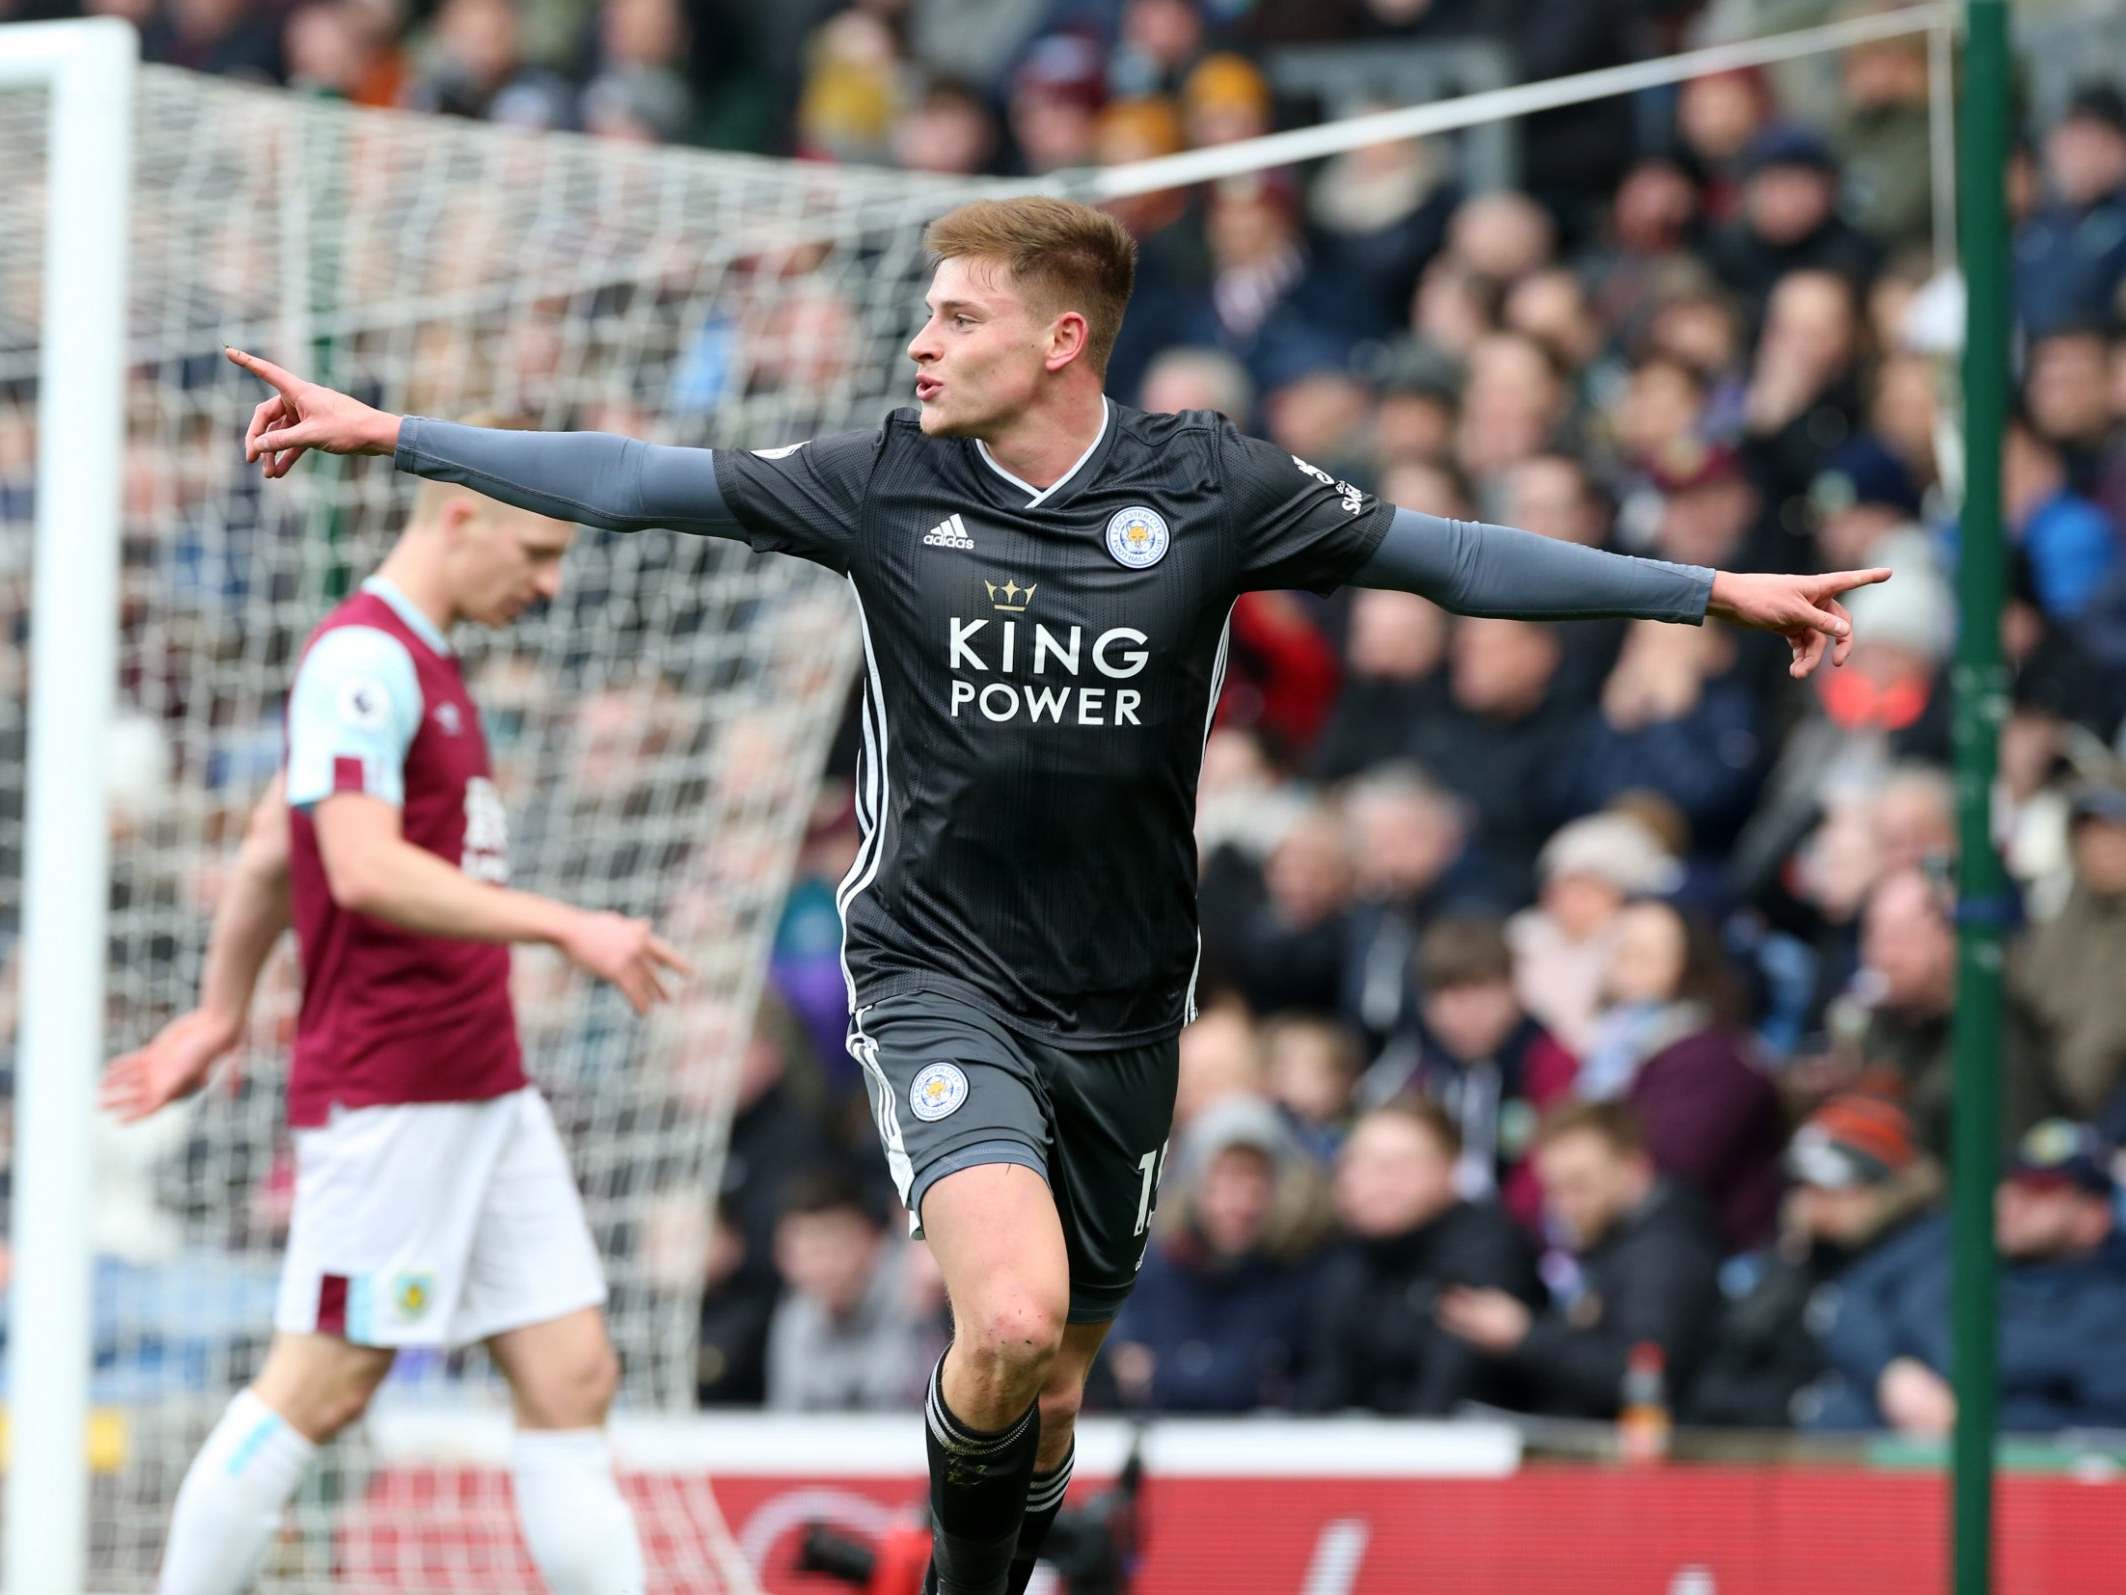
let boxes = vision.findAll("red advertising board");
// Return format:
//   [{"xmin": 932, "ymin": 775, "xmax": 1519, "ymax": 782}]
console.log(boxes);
[{"xmin": 344, "ymin": 1459, "xmax": 2126, "ymax": 1594}]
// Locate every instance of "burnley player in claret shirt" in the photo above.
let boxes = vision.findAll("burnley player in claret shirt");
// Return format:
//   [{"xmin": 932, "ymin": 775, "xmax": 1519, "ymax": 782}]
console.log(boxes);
[
  {"xmin": 103, "ymin": 460, "xmax": 688, "ymax": 1595},
  {"xmin": 226, "ymin": 193, "xmax": 1890, "ymax": 1595}
]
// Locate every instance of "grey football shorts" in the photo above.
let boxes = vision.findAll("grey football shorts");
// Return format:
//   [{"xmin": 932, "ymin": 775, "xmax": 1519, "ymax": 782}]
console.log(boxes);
[{"xmin": 847, "ymin": 990, "xmax": 1179, "ymax": 1323}]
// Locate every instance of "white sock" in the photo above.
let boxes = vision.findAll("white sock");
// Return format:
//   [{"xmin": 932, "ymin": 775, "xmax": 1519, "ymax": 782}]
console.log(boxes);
[
  {"xmin": 510, "ymin": 1428, "xmax": 647, "ymax": 1595},
  {"xmin": 157, "ymin": 1388, "xmax": 316, "ymax": 1595}
]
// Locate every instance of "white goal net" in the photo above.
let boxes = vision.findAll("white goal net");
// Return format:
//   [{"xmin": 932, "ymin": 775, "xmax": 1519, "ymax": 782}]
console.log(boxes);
[{"xmin": 0, "ymin": 63, "xmax": 976, "ymax": 1592}]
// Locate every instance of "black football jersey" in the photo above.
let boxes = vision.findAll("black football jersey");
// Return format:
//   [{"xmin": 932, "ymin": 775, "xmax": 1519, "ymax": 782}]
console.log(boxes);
[{"xmin": 715, "ymin": 402, "xmax": 1391, "ymax": 1046}]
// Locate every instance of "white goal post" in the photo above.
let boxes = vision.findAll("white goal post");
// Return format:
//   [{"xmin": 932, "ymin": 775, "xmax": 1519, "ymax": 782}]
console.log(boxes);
[{"xmin": 1, "ymin": 19, "xmax": 135, "ymax": 1595}]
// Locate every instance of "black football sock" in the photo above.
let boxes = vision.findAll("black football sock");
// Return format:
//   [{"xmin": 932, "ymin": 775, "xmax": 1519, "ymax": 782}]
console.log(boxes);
[
  {"xmin": 1004, "ymin": 1440, "xmax": 1075, "ymax": 1595},
  {"xmin": 925, "ymin": 1353, "xmax": 1041, "ymax": 1595}
]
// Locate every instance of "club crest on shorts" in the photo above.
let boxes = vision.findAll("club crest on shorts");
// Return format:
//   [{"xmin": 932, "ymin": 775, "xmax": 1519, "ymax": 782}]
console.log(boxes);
[
  {"xmin": 1105, "ymin": 506, "xmax": 1170, "ymax": 569},
  {"xmin": 392, "ymin": 1271, "xmax": 435, "ymax": 1322},
  {"xmin": 909, "ymin": 1061, "xmax": 970, "ymax": 1122}
]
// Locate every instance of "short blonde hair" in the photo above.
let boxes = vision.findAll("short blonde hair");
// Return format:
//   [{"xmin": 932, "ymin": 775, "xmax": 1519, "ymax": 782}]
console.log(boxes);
[{"xmin": 923, "ymin": 196, "xmax": 1137, "ymax": 376}]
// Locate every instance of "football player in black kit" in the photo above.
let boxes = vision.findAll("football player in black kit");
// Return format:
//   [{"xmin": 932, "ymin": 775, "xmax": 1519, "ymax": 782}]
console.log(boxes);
[{"xmin": 230, "ymin": 195, "xmax": 1887, "ymax": 1595}]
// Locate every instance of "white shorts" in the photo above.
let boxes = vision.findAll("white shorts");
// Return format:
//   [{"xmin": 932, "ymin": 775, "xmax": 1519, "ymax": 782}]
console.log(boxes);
[{"xmin": 274, "ymin": 1087, "xmax": 607, "ymax": 1349}]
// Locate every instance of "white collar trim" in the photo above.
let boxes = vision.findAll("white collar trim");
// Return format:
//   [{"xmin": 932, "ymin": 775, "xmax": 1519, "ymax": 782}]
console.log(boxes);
[
  {"xmin": 975, "ymin": 398, "xmax": 1110, "ymax": 508},
  {"xmin": 362, "ymin": 576, "xmax": 453, "ymax": 656}
]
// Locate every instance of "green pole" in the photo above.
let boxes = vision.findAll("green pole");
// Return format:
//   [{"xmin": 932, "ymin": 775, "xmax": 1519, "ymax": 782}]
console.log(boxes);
[{"xmin": 1951, "ymin": 5, "xmax": 2010, "ymax": 1595}]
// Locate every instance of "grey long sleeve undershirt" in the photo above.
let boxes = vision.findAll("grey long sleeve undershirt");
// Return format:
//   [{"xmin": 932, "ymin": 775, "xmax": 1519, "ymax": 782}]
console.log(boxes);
[
  {"xmin": 395, "ymin": 416, "xmax": 1715, "ymax": 624},
  {"xmin": 1355, "ymin": 506, "xmax": 1714, "ymax": 625}
]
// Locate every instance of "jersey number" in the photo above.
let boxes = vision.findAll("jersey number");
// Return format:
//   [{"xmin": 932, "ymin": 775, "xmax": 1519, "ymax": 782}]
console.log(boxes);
[{"xmin": 1132, "ymin": 1145, "xmax": 1168, "ymax": 1237}]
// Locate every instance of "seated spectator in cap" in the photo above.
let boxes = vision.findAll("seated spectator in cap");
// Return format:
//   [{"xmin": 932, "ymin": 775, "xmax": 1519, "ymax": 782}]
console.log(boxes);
[
  {"xmin": 1707, "ymin": 122, "xmax": 1884, "ymax": 333},
  {"xmin": 1437, "ymin": 1101, "xmax": 1722, "ymax": 1419},
  {"xmin": 1809, "ymin": 436, "xmax": 1928, "ymax": 573},
  {"xmin": 2012, "ymin": 777, "xmax": 2126, "ymax": 1127},
  {"xmin": 1509, "ymin": 811, "xmax": 1683, "ymax": 1056},
  {"xmin": 1579, "ymin": 900, "xmax": 1785, "ymax": 1252},
  {"xmin": 1297, "ymin": 1098, "xmax": 1541, "ymax": 1416},
  {"xmin": 1333, "ymin": 765, "xmax": 1487, "ymax": 1047},
  {"xmin": 1694, "ymin": 1095, "xmax": 1941, "ymax": 1428},
  {"xmin": 2015, "ymin": 84, "xmax": 2126, "ymax": 337},
  {"xmin": 1364, "ymin": 916, "xmax": 1577, "ymax": 1233},
  {"xmin": 2005, "ymin": 415, "xmax": 2121, "ymax": 627},
  {"xmin": 1554, "ymin": 617, "xmax": 1766, "ymax": 860},
  {"xmin": 1368, "ymin": 340, "xmax": 1462, "ymax": 465},
  {"xmin": 1008, "ymin": 30, "xmax": 1106, "ymax": 174},
  {"xmin": 1810, "ymin": 1121, "xmax": 2126, "ymax": 1434},
  {"xmin": 1179, "ymin": 51, "xmax": 1271, "ymax": 148},
  {"xmin": 1109, "ymin": 1094, "xmax": 1333, "ymax": 1413},
  {"xmin": 1099, "ymin": 97, "xmax": 1212, "ymax": 404},
  {"xmin": 765, "ymin": 1170, "xmax": 941, "ymax": 1412}
]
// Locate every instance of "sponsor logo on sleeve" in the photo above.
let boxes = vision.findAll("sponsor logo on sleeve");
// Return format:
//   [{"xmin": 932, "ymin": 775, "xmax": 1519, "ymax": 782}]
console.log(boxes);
[{"xmin": 337, "ymin": 676, "xmax": 391, "ymax": 732}]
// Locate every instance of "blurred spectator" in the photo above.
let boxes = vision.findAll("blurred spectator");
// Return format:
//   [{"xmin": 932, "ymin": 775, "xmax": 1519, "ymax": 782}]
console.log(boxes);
[
  {"xmin": 1555, "ymin": 618, "xmax": 1766, "ymax": 857},
  {"xmin": 1581, "ymin": 901, "xmax": 1785, "ymax": 1251},
  {"xmin": 798, "ymin": 9, "xmax": 906, "ymax": 164},
  {"xmin": 1205, "ymin": 797, "xmax": 1357, "ymax": 1016},
  {"xmin": 2004, "ymin": 415, "xmax": 2122, "ymax": 626},
  {"xmin": 1173, "ymin": 999, "xmax": 1268, "ymax": 1134},
  {"xmin": 1313, "ymin": 595, "xmax": 1450, "ymax": 783},
  {"xmin": 1849, "ymin": 867, "xmax": 2056, "ymax": 1156},
  {"xmin": 1179, "ymin": 51, "xmax": 1272, "ymax": 150},
  {"xmin": 1509, "ymin": 810, "xmax": 1681, "ymax": 1055},
  {"xmin": 1437, "ymin": 1100, "xmax": 1722, "ymax": 1418},
  {"xmin": 2012, "ymin": 777, "xmax": 2126, "ymax": 1126},
  {"xmin": 1743, "ymin": 269, "xmax": 1869, "ymax": 545},
  {"xmin": 1811, "ymin": 1121, "xmax": 2126, "ymax": 1433},
  {"xmin": 1693, "ymin": 1095, "xmax": 1940, "ymax": 1428},
  {"xmin": 1708, "ymin": 124, "xmax": 1883, "ymax": 332},
  {"xmin": 1808, "ymin": 436, "xmax": 1927, "ymax": 573},
  {"xmin": 1297, "ymin": 1098, "xmax": 1541, "ymax": 1416},
  {"xmin": 1336, "ymin": 764, "xmax": 1481, "ymax": 1045},
  {"xmin": 1138, "ymin": 346, "xmax": 1253, "ymax": 422},
  {"xmin": 2023, "ymin": 323, "xmax": 2126, "ymax": 532},
  {"xmin": 1183, "ymin": 170, "xmax": 1385, "ymax": 398},
  {"xmin": 2015, "ymin": 83, "xmax": 2126, "ymax": 337},
  {"xmin": 1110, "ymin": 1094, "xmax": 1332, "ymax": 1412},
  {"xmin": 1832, "ymin": 29, "xmax": 1935, "ymax": 251},
  {"xmin": 404, "ymin": 0, "xmax": 573, "ymax": 128},
  {"xmin": 141, "ymin": 0, "xmax": 284, "ymax": 79},
  {"xmin": 1261, "ymin": 1015, "xmax": 1363, "ymax": 1160},
  {"xmin": 1409, "ymin": 618, "xmax": 1577, "ymax": 901},
  {"xmin": 1312, "ymin": 135, "xmax": 1458, "ymax": 323},
  {"xmin": 1009, "ymin": 30, "xmax": 1106, "ymax": 173},
  {"xmin": 766, "ymin": 1169, "xmax": 942, "ymax": 1412},
  {"xmin": 894, "ymin": 78, "xmax": 1000, "ymax": 175},
  {"xmin": 1365, "ymin": 916, "xmax": 1577, "ymax": 1231},
  {"xmin": 1676, "ymin": 66, "xmax": 1775, "ymax": 222}
]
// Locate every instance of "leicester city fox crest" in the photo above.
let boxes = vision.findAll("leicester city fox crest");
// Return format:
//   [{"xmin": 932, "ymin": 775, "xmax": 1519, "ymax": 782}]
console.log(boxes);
[
  {"xmin": 909, "ymin": 1061, "xmax": 969, "ymax": 1122},
  {"xmin": 1105, "ymin": 506, "xmax": 1170, "ymax": 569}
]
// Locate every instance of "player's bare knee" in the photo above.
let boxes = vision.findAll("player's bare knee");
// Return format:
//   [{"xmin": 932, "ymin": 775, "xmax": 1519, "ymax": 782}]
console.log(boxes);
[
  {"xmin": 960, "ymin": 1297, "xmax": 1066, "ymax": 1386},
  {"xmin": 1036, "ymin": 1377, "xmax": 1084, "ymax": 1438},
  {"xmin": 516, "ymin": 1341, "xmax": 620, "ymax": 1430}
]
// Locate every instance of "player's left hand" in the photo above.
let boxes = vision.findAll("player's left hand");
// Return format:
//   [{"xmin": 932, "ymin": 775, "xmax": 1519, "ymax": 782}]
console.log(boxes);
[
  {"xmin": 1436, "ymin": 1285, "xmax": 1533, "ymax": 1354},
  {"xmin": 100, "ymin": 1009, "xmax": 241, "ymax": 1123},
  {"xmin": 1706, "ymin": 567, "xmax": 1892, "ymax": 680}
]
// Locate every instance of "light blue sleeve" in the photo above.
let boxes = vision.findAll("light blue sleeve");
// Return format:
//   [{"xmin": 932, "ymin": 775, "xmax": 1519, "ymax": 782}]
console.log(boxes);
[{"xmin": 284, "ymin": 626, "xmax": 424, "ymax": 810}]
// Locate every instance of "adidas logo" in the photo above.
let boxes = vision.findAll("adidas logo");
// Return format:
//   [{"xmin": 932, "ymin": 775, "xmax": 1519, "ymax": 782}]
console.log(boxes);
[{"xmin": 922, "ymin": 513, "xmax": 975, "ymax": 550}]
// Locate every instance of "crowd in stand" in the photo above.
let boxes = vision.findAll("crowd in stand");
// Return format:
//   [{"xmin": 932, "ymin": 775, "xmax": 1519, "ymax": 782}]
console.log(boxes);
[{"xmin": 9, "ymin": 0, "xmax": 2126, "ymax": 1434}]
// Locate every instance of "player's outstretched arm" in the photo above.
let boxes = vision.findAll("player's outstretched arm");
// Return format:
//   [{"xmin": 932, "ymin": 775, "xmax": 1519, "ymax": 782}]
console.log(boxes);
[
  {"xmin": 101, "ymin": 776, "xmax": 294, "ymax": 1122},
  {"xmin": 312, "ymin": 792, "xmax": 692, "ymax": 1014},
  {"xmin": 1351, "ymin": 506, "xmax": 1889, "ymax": 680},
  {"xmin": 226, "ymin": 348, "xmax": 740, "ymax": 538}
]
